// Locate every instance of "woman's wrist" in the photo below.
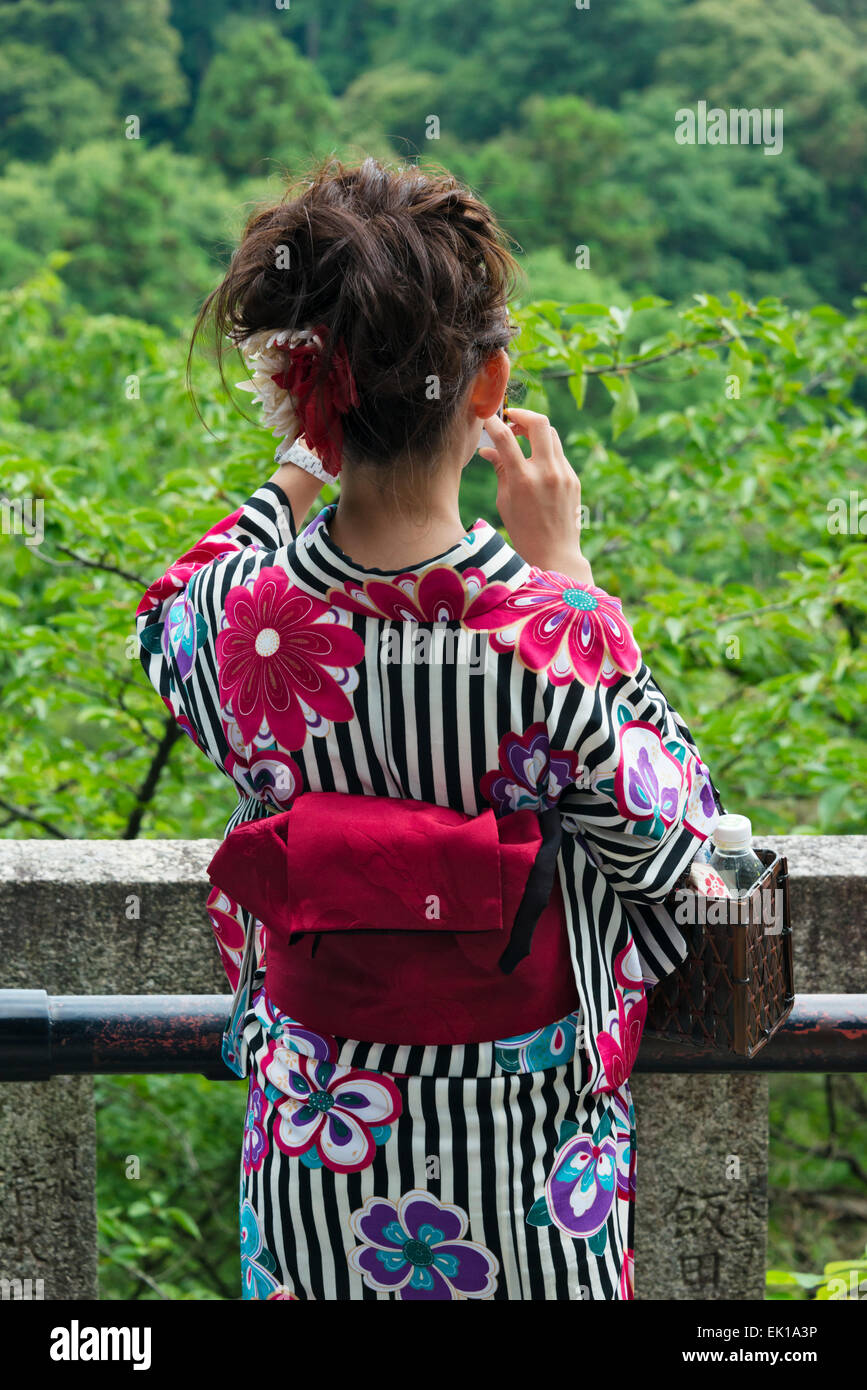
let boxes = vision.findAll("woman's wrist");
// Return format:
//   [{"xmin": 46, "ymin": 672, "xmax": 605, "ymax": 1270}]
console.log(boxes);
[
  {"xmin": 268, "ymin": 460, "xmax": 325, "ymax": 526},
  {"xmin": 268, "ymin": 438, "xmax": 333, "ymax": 525},
  {"xmin": 274, "ymin": 437, "xmax": 334, "ymax": 483},
  {"xmin": 538, "ymin": 551, "xmax": 594, "ymax": 587}
]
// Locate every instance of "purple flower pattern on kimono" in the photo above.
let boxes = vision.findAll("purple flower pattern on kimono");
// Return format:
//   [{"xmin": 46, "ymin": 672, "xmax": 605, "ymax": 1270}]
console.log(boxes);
[
  {"xmin": 261, "ymin": 1050, "xmax": 402, "ymax": 1174},
  {"xmin": 243, "ymin": 1073, "xmax": 270, "ymax": 1174},
  {"xmin": 591, "ymin": 705, "xmax": 718, "ymax": 845},
  {"xmin": 165, "ymin": 591, "xmax": 208, "ymax": 684},
  {"xmin": 527, "ymin": 1112, "xmax": 617, "ymax": 1245},
  {"xmin": 682, "ymin": 757, "xmax": 720, "ymax": 840},
  {"xmin": 250, "ymin": 983, "xmax": 337, "ymax": 1060},
  {"xmin": 527, "ymin": 1084, "xmax": 635, "ymax": 1253},
  {"xmin": 606, "ymin": 719, "xmax": 690, "ymax": 839},
  {"xmin": 348, "ymin": 1190, "xmax": 499, "ymax": 1300},
  {"xmin": 481, "ymin": 722, "xmax": 583, "ymax": 817}
]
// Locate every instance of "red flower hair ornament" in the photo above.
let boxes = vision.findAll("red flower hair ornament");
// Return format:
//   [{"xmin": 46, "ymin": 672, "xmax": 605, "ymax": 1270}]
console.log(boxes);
[{"xmin": 236, "ymin": 323, "xmax": 359, "ymax": 477}]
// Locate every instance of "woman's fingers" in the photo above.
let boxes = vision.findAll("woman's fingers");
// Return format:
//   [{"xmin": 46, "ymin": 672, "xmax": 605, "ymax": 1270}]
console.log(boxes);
[
  {"xmin": 480, "ymin": 412, "xmax": 528, "ymax": 477},
  {"xmin": 551, "ymin": 426, "xmax": 567, "ymax": 464},
  {"xmin": 499, "ymin": 406, "xmax": 556, "ymax": 463},
  {"xmin": 478, "ymin": 405, "xmax": 590, "ymax": 578}
]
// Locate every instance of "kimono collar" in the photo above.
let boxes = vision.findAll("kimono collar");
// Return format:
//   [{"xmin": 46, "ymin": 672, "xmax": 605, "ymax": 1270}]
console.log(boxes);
[{"xmin": 292, "ymin": 502, "xmax": 533, "ymax": 616}]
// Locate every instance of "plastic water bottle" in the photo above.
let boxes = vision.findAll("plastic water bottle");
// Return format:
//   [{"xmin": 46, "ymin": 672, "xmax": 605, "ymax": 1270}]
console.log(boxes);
[{"xmin": 708, "ymin": 814, "xmax": 764, "ymax": 898}]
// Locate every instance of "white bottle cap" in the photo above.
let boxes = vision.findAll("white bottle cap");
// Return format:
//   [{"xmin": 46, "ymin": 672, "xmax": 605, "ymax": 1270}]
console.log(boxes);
[{"xmin": 713, "ymin": 813, "xmax": 753, "ymax": 852}]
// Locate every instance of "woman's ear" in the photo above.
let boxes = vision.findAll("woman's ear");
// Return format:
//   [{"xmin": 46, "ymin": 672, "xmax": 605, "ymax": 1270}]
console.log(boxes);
[{"xmin": 469, "ymin": 349, "xmax": 510, "ymax": 420}]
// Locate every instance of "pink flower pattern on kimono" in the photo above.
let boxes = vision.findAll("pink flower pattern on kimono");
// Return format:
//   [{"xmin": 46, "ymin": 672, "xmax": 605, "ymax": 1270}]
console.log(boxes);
[
  {"xmin": 463, "ymin": 569, "xmax": 641, "ymax": 687},
  {"xmin": 593, "ymin": 942, "xmax": 648, "ymax": 1095},
  {"xmin": 262, "ymin": 1051, "xmax": 402, "ymax": 1174},
  {"xmin": 481, "ymin": 722, "xmax": 583, "ymax": 816},
  {"xmin": 216, "ymin": 566, "xmax": 364, "ymax": 751},
  {"xmin": 206, "ymin": 886, "xmax": 266, "ymax": 991},
  {"xmin": 611, "ymin": 1086, "xmax": 637, "ymax": 1202},
  {"xmin": 620, "ymin": 1247, "xmax": 635, "ymax": 1300},
  {"xmin": 135, "ymin": 509, "xmax": 244, "ymax": 619},
  {"xmin": 327, "ymin": 564, "xmax": 512, "ymax": 624},
  {"xmin": 595, "ymin": 989, "xmax": 648, "ymax": 1093},
  {"xmin": 348, "ymin": 1190, "xmax": 499, "ymax": 1300},
  {"xmin": 222, "ymin": 725, "xmax": 302, "ymax": 810}
]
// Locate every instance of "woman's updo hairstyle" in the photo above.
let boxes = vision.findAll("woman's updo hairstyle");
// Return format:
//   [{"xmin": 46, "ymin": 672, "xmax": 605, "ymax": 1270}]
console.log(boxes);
[{"xmin": 190, "ymin": 155, "xmax": 522, "ymax": 472}]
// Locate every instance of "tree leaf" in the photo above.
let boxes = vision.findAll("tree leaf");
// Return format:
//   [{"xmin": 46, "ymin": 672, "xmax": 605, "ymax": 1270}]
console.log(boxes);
[{"xmin": 610, "ymin": 376, "xmax": 639, "ymax": 439}]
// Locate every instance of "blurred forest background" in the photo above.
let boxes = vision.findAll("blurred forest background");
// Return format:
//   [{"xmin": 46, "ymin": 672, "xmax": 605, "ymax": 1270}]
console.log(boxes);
[{"xmin": 0, "ymin": 0, "xmax": 865, "ymax": 1299}]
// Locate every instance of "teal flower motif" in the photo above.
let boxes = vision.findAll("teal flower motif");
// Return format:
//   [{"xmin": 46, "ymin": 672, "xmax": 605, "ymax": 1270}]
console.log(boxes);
[
  {"xmin": 221, "ymin": 991, "xmax": 249, "ymax": 1078},
  {"xmin": 240, "ymin": 1198, "xmax": 280, "ymax": 1299},
  {"xmin": 373, "ymin": 1220, "xmax": 456, "ymax": 1291},
  {"xmin": 495, "ymin": 1011, "xmax": 579, "ymax": 1073}
]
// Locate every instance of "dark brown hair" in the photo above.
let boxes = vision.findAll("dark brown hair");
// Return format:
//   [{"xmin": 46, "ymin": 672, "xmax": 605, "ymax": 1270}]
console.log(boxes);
[{"xmin": 189, "ymin": 155, "xmax": 522, "ymax": 474}]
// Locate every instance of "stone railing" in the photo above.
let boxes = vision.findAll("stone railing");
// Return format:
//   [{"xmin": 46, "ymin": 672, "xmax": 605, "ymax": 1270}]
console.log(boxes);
[{"xmin": 1, "ymin": 835, "xmax": 865, "ymax": 1301}]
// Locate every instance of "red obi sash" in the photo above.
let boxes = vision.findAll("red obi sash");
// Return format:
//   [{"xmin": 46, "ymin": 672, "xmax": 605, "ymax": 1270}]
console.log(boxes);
[{"xmin": 207, "ymin": 792, "xmax": 581, "ymax": 1045}]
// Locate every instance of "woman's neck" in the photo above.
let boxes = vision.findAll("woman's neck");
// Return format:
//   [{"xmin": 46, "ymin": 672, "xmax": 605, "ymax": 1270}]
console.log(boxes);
[{"xmin": 327, "ymin": 461, "xmax": 467, "ymax": 571}]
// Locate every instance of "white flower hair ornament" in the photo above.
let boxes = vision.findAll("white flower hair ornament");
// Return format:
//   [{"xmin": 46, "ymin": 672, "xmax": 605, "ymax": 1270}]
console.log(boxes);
[{"xmin": 235, "ymin": 323, "xmax": 359, "ymax": 479}]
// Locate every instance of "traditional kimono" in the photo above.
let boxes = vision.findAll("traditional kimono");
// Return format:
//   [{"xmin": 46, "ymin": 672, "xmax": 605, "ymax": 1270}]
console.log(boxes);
[{"xmin": 136, "ymin": 479, "xmax": 721, "ymax": 1301}]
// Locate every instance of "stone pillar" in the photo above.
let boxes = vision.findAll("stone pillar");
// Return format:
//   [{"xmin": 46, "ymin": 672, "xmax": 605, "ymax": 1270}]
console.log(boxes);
[
  {"xmin": 0, "ymin": 839, "xmax": 223, "ymax": 1303},
  {"xmin": 632, "ymin": 1074, "xmax": 768, "ymax": 1300},
  {"xmin": 0, "ymin": 1075, "xmax": 97, "ymax": 1300}
]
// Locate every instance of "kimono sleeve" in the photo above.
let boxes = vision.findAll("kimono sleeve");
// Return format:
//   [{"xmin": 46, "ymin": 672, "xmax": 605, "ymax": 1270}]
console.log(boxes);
[
  {"xmin": 554, "ymin": 650, "xmax": 725, "ymax": 986},
  {"xmin": 134, "ymin": 480, "xmax": 296, "ymax": 775},
  {"xmin": 557, "ymin": 660, "xmax": 723, "ymax": 902}
]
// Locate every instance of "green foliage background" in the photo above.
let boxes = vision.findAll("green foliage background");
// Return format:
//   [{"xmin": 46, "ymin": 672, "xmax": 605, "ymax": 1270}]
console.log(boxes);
[{"xmin": 0, "ymin": 0, "xmax": 864, "ymax": 1300}]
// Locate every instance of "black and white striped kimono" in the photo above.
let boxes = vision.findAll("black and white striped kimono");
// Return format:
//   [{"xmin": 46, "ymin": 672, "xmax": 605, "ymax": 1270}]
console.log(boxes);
[{"xmin": 136, "ymin": 475, "xmax": 721, "ymax": 1301}]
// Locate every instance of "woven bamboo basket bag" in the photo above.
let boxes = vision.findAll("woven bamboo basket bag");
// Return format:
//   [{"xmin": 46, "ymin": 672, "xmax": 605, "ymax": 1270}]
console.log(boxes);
[{"xmin": 644, "ymin": 845, "xmax": 795, "ymax": 1058}]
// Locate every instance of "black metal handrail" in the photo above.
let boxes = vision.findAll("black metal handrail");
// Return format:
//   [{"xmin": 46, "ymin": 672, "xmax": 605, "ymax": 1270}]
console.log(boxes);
[{"xmin": 0, "ymin": 991, "xmax": 865, "ymax": 1080}]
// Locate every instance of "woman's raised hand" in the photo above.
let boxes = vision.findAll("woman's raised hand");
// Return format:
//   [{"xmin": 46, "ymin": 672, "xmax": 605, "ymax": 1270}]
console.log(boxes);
[
  {"xmin": 477, "ymin": 407, "xmax": 593, "ymax": 585},
  {"xmin": 269, "ymin": 437, "xmax": 328, "ymax": 528}
]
